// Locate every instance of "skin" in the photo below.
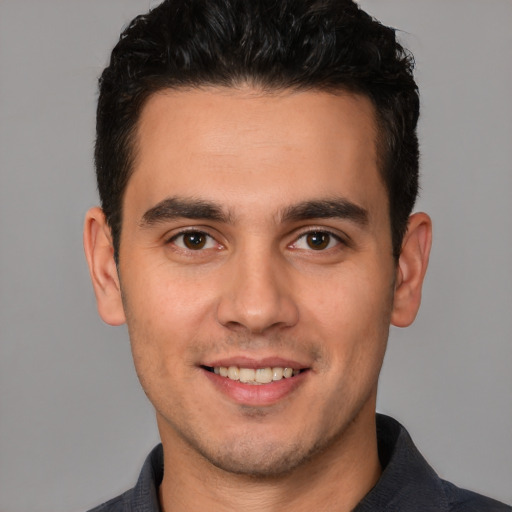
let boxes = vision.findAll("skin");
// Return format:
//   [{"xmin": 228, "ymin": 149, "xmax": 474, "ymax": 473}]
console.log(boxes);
[{"xmin": 84, "ymin": 87, "xmax": 431, "ymax": 512}]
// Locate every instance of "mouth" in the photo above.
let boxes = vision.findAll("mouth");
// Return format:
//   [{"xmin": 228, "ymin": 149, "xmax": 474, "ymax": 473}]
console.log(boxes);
[
  {"xmin": 200, "ymin": 359, "xmax": 311, "ymax": 406},
  {"xmin": 202, "ymin": 365, "xmax": 307, "ymax": 385}
]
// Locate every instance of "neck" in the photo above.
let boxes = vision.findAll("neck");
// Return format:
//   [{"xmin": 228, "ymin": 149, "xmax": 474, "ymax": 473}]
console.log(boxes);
[{"xmin": 158, "ymin": 406, "xmax": 381, "ymax": 512}]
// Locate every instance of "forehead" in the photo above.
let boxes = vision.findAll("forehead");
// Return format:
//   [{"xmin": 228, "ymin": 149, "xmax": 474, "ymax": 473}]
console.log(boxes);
[{"xmin": 126, "ymin": 87, "xmax": 385, "ymax": 222}]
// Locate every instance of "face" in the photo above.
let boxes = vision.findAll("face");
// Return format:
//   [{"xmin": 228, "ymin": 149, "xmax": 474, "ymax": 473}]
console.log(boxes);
[{"xmin": 115, "ymin": 88, "xmax": 397, "ymax": 475}]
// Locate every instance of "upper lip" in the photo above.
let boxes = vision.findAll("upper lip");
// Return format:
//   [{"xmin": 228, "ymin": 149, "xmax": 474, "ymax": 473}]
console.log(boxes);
[{"xmin": 203, "ymin": 356, "xmax": 309, "ymax": 370}]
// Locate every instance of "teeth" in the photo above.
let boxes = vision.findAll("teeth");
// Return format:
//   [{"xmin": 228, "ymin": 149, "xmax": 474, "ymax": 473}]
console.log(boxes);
[
  {"xmin": 255, "ymin": 368, "xmax": 273, "ymax": 384},
  {"xmin": 228, "ymin": 366, "xmax": 239, "ymax": 380},
  {"xmin": 272, "ymin": 367, "xmax": 283, "ymax": 381},
  {"xmin": 239, "ymin": 368, "xmax": 255, "ymax": 383},
  {"xmin": 212, "ymin": 366, "xmax": 301, "ymax": 384}
]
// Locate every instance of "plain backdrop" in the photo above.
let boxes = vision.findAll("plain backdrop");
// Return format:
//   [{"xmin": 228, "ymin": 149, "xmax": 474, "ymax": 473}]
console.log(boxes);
[{"xmin": 0, "ymin": 1, "xmax": 511, "ymax": 511}]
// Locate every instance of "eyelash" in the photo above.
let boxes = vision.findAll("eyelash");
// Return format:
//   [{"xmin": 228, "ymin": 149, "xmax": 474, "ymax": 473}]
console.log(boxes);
[
  {"xmin": 167, "ymin": 230, "xmax": 221, "ymax": 251},
  {"xmin": 290, "ymin": 230, "xmax": 345, "ymax": 252},
  {"xmin": 166, "ymin": 228, "xmax": 346, "ymax": 253}
]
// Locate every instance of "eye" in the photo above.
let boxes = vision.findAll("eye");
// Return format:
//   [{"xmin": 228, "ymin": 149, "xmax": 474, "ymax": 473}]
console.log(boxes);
[
  {"xmin": 292, "ymin": 231, "xmax": 341, "ymax": 251},
  {"xmin": 170, "ymin": 231, "xmax": 218, "ymax": 251}
]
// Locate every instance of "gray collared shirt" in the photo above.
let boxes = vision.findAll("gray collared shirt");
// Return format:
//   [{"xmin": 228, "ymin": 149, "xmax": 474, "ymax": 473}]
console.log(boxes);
[{"xmin": 87, "ymin": 415, "xmax": 511, "ymax": 512}]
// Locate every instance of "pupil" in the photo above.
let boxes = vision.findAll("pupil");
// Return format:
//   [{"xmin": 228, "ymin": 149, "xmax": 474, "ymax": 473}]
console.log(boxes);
[
  {"xmin": 184, "ymin": 233, "xmax": 206, "ymax": 249},
  {"xmin": 307, "ymin": 232, "xmax": 329, "ymax": 250}
]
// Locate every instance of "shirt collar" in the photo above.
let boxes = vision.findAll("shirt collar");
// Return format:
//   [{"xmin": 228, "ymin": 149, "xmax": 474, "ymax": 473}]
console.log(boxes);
[
  {"xmin": 131, "ymin": 414, "xmax": 448, "ymax": 512},
  {"xmin": 129, "ymin": 443, "xmax": 164, "ymax": 512},
  {"xmin": 353, "ymin": 414, "xmax": 447, "ymax": 511}
]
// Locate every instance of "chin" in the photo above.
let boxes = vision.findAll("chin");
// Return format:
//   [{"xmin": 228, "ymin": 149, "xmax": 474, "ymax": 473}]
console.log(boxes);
[
  {"xmin": 187, "ymin": 429, "xmax": 340, "ymax": 478},
  {"xmin": 203, "ymin": 444, "xmax": 309, "ymax": 477}
]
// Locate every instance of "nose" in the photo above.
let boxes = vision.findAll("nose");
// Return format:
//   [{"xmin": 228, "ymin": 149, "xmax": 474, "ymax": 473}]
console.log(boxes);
[{"xmin": 216, "ymin": 248, "xmax": 299, "ymax": 334}]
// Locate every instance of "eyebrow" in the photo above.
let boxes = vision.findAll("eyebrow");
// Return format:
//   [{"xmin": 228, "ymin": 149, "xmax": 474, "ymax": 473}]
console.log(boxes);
[
  {"xmin": 139, "ymin": 197, "xmax": 231, "ymax": 227},
  {"xmin": 280, "ymin": 198, "xmax": 369, "ymax": 226},
  {"xmin": 139, "ymin": 196, "xmax": 369, "ymax": 228}
]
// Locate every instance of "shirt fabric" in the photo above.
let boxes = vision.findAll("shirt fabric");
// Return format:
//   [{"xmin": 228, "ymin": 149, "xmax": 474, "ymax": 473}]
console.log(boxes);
[{"xmin": 87, "ymin": 414, "xmax": 511, "ymax": 512}]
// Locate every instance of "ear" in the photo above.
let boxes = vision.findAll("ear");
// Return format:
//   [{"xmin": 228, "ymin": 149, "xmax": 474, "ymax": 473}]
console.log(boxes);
[
  {"xmin": 83, "ymin": 207, "xmax": 126, "ymax": 326},
  {"xmin": 391, "ymin": 212, "xmax": 432, "ymax": 327}
]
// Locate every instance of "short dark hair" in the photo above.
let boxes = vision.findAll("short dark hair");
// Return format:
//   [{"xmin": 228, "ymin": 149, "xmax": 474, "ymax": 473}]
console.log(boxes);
[{"xmin": 95, "ymin": 0, "xmax": 420, "ymax": 261}]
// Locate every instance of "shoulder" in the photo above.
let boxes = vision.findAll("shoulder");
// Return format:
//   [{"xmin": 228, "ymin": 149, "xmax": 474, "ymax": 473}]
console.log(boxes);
[
  {"xmin": 86, "ymin": 488, "xmax": 133, "ymax": 512},
  {"xmin": 441, "ymin": 480, "xmax": 511, "ymax": 512},
  {"xmin": 366, "ymin": 415, "xmax": 511, "ymax": 512},
  {"xmin": 85, "ymin": 444, "xmax": 163, "ymax": 512}
]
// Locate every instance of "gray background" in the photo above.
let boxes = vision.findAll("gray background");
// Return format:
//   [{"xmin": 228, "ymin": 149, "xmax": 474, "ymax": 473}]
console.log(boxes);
[{"xmin": 0, "ymin": 1, "xmax": 510, "ymax": 510}]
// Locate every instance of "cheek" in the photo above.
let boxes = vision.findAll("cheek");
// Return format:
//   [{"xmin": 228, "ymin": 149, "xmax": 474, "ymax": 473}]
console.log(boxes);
[
  {"xmin": 302, "ymin": 261, "xmax": 393, "ymax": 323},
  {"xmin": 120, "ymin": 266, "xmax": 217, "ymax": 387},
  {"xmin": 124, "ymin": 260, "xmax": 219, "ymax": 332},
  {"xmin": 301, "ymin": 263, "xmax": 393, "ymax": 368},
  {"xmin": 124, "ymin": 295, "xmax": 204, "ymax": 419}
]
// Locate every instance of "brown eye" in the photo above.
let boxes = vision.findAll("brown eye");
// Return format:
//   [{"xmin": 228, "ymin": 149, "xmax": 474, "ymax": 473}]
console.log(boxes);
[
  {"xmin": 171, "ymin": 231, "xmax": 217, "ymax": 251},
  {"xmin": 291, "ymin": 230, "xmax": 342, "ymax": 252},
  {"xmin": 306, "ymin": 232, "xmax": 331, "ymax": 250},
  {"xmin": 182, "ymin": 232, "xmax": 207, "ymax": 250}
]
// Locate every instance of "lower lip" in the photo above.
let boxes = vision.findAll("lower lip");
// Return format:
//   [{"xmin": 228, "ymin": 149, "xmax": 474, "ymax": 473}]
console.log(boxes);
[{"xmin": 202, "ymin": 369, "xmax": 309, "ymax": 406}]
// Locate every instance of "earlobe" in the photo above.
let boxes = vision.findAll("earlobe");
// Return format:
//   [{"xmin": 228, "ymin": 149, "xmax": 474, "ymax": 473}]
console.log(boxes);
[
  {"xmin": 391, "ymin": 212, "xmax": 432, "ymax": 328},
  {"xmin": 83, "ymin": 207, "xmax": 126, "ymax": 326}
]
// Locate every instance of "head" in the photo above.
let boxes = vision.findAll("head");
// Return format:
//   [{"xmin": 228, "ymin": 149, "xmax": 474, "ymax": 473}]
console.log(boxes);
[
  {"xmin": 95, "ymin": 0, "xmax": 420, "ymax": 263},
  {"xmin": 85, "ymin": 0, "xmax": 431, "ymax": 482}
]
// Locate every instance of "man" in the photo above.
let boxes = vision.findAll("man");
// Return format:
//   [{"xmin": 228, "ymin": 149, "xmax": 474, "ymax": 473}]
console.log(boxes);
[{"xmin": 83, "ymin": 0, "xmax": 510, "ymax": 510}]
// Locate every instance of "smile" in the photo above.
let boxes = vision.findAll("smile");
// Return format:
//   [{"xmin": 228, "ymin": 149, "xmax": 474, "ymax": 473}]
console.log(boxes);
[
  {"xmin": 202, "ymin": 362, "xmax": 310, "ymax": 405},
  {"xmin": 206, "ymin": 366, "xmax": 303, "ymax": 385}
]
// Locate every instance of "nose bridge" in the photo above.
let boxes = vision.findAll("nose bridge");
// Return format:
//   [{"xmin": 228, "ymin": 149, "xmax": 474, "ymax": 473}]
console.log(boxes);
[{"xmin": 216, "ymin": 238, "xmax": 299, "ymax": 333}]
